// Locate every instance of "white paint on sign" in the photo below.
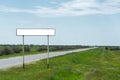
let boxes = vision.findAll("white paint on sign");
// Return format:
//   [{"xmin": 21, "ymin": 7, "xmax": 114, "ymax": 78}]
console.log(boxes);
[{"xmin": 17, "ymin": 28, "xmax": 55, "ymax": 36}]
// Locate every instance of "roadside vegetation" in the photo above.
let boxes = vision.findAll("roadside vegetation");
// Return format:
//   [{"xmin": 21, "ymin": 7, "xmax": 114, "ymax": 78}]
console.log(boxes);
[
  {"xmin": 0, "ymin": 45, "xmax": 89, "ymax": 58},
  {"xmin": 0, "ymin": 47, "xmax": 119, "ymax": 80}
]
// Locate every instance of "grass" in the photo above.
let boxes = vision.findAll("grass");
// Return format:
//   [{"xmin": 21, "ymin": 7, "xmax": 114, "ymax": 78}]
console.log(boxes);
[{"xmin": 0, "ymin": 48, "xmax": 119, "ymax": 80}]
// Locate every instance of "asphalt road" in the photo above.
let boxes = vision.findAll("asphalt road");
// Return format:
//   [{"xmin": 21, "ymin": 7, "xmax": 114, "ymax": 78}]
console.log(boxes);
[{"xmin": 0, "ymin": 48, "xmax": 95, "ymax": 69}]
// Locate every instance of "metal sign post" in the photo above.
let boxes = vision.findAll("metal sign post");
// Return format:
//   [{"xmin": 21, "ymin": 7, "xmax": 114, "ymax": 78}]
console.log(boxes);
[
  {"xmin": 22, "ymin": 35, "xmax": 25, "ymax": 69},
  {"xmin": 47, "ymin": 35, "xmax": 49, "ymax": 68},
  {"xmin": 16, "ymin": 28, "xmax": 55, "ymax": 69}
]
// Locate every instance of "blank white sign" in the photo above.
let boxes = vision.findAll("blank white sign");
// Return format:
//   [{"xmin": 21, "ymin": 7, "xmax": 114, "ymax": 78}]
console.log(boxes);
[{"xmin": 17, "ymin": 28, "xmax": 55, "ymax": 36}]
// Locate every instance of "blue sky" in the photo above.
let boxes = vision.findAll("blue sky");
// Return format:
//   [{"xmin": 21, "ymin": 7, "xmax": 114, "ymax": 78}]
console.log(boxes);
[{"xmin": 0, "ymin": 0, "xmax": 120, "ymax": 46}]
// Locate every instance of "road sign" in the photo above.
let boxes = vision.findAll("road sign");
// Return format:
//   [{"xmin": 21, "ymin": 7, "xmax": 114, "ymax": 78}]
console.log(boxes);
[
  {"xmin": 16, "ymin": 28, "xmax": 55, "ymax": 69},
  {"xmin": 17, "ymin": 28, "xmax": 55, "ymax": 36}
]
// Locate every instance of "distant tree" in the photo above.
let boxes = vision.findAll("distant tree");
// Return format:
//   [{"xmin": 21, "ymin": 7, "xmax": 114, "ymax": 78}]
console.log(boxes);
[
  {"xmin": 0, "ymin": 49, "xmax": 4, "ymax": 56},
  {"xmin": 37, "ymin": 46, "xmax": 47, "ymax": 52},
  {"xmin": 105, "ymin": 47, "xmax": 109, "ymax": 50},
  {"xmin": 13, "ymin": 46, "xmax": 22, "ymax": 53},
  {"xmin": 25, "ymin": 46, "xmax": 30, "ymax": 52},
  {"xmin": 4, "ymin": 47, "xmax": 13, "ymax": 55}
]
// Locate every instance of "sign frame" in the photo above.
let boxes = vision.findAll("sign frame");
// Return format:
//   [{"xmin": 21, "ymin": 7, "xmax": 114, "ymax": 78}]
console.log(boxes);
[
  {"xmin": 16, "ymin": 28, "xmax": 55, "ymax": 69},
  {"xmin": 16, "ymin": 28, "xmax": 55, "ymax": 36}
]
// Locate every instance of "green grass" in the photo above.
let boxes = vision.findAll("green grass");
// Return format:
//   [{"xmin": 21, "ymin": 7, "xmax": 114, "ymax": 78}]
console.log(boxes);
[{"xmin": 0, "ymin": 48, "xmax": 119, "ymax": 80}]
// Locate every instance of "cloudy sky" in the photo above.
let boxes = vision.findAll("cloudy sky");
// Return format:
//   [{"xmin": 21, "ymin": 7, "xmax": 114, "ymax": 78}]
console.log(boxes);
[{"xmin": 0, "ymin": 0, "xmax": 120, "ymax": 45}]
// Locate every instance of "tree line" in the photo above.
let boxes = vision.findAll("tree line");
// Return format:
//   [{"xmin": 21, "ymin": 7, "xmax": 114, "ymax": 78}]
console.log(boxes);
[
  {"xmin": 0, "ymin": 45, "xmax": 30, "ymax": 56},
  {"xmin": 0, "ymin": 45, "xmax": 90, "ymax": 56},
  {"xmin": 105, "ymin": 46, "xmax": 120, "ymax": 51}
]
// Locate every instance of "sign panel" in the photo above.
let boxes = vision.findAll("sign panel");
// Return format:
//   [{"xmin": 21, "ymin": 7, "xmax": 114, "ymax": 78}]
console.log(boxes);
[{"xmin": 17, "ymin": 28, "xmax": 55, "ymax": 36}]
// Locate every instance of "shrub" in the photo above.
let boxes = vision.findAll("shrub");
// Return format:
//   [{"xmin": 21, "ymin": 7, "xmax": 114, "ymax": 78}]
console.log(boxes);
[
  {"xmin": 0, "ymin": 49, "xmax": 4, "ymax": 56},
  {"xmin": 24, "ymin": 46, "xmax": 30, "ymax": 52},
  {"xmin": 3, "ymin": 47, "xmax": 13, "ymax": 55},
  {"xmin": 37, "ymin": 46, "xmax": 47, "ymax": 52},
  {"xmin": 12, "ymin": 46, "xmax": 22, "ymax": 53}
]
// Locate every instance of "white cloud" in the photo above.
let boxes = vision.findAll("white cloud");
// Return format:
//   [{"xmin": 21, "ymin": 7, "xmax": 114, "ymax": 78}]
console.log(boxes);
[
  {"xmin": 0, "ymin": 0, "xmax": 120, "ymax": 17},
  {"xmin": 0, "ymin": 5, "xmax": 34, "ymax": 13}
]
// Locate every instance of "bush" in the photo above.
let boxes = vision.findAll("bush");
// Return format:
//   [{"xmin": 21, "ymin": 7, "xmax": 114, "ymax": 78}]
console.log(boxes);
[
  {"xmin": 13, "ymin": 46, "xmax": 22, "ymax": 53},
  {"xmin": 37, "ymin": 46, "xmax": 47, "ymax": 52},
  {"xmin": 0, "ymin": 49, "xmax": 4, "ymax": 56},
  {"xmin": 25, "ymin": 46, "xmax": 30, "ymax": 52},
  {"xmin": 3, "ymin": 47, "xmax": 13, "ymax": 55},
  {"xmin": 105, "ymin": 46, "xmax": 120, "ymax": 51}
]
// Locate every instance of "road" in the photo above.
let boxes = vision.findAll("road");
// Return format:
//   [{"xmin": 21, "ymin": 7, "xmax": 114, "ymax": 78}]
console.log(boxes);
[{"xmin": 0, "ymin": 48, "xmax": 95, "ymax": 69}]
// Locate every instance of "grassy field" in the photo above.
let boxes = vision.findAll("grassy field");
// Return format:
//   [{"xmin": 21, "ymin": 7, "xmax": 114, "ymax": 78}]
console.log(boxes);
[{"xmin": 0, "ymin": 48, "xmax": 119, "ymax": 80}]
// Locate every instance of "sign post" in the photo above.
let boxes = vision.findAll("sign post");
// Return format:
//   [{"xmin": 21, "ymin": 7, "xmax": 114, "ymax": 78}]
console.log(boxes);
[
  {"xmin": 22, "ymin": 35, "xmax": 25, "ymax": 69},
  {"xmin": 47, "ymin": 35, "xmax": 49, "ymax": 68},
  {"xmin": 16, "ymin": 28, "xmax": 55, "ymax": 69}
]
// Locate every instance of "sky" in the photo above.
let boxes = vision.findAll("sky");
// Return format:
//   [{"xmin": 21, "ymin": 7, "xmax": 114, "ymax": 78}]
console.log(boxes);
[{"xmin": 0, "ymin": 0, "xmax": 120, "ymax": 46}]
